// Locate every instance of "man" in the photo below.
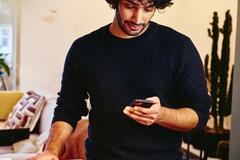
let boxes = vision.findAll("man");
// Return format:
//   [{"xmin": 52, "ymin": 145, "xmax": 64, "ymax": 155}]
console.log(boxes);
[{"xmin": 33, "ymin": 0, "xmax": 211, "ymax": 159}]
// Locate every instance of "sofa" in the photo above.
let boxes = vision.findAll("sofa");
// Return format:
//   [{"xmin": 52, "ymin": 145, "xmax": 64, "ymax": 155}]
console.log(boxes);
[
  {"xmin": 0, "ymin": 91, "xmax": 56, "ymax": 159},
  {"xmin": 0, "ymin": 90, "xmax": 89, "ymax": 160}
]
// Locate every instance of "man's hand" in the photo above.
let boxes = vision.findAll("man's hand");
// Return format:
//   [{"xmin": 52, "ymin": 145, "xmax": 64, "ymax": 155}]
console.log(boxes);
[
  {"xmin": 31, "ymin": 150, "xmax": 59, "ymax": 160},
  {"xmin": 124, "ymin": 96, "xmax": 199, "ymax": 132},
  {"xmin": 123, "ymin": 96, "xmax": 161, "ymax": 126},
  {"xmin": 31, "ymin": 121, "xmax": 73, "ymax": 160}
]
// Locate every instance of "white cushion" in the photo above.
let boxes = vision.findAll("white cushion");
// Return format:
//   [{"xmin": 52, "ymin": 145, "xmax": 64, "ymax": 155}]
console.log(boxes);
[{"xmin": 39, "ymin": 97, "xmax": 56, "ymax": 133}]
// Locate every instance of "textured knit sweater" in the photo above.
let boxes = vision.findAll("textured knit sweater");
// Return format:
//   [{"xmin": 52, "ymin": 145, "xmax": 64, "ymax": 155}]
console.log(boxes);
[{"xmin": 53, "ymin": 21, "xmax": 211, "ymax": 160}]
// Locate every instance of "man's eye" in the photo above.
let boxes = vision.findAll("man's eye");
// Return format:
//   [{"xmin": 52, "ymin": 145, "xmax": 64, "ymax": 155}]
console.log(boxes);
[
  {"xmin": 145, "ymin": 7, "xmax": 154, "ymax": 12},
  {"xmin": 124, "ymin": 4, "xmax": 135, "ymax": 9}
]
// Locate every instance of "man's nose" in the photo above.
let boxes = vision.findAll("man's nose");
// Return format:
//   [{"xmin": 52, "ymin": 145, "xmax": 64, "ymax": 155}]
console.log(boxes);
[{"xmin": 131, "ymin": 9, "xmax": 144, "ymax": 24}]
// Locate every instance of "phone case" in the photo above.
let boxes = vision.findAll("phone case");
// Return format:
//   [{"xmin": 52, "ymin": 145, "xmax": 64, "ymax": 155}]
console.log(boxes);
[{"xmin": 130, "ymin": 99, "xmax": 155, "ymax": 108}]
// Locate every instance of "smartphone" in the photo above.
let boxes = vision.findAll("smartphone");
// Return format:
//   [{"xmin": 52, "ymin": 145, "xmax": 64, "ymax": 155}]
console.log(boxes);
[{"xmin": 130, "ymin": 99, "xmax": 155, "ymax": 108}]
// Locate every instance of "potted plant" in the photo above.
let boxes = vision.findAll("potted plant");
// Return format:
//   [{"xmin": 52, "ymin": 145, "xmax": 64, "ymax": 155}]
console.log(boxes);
[
  {"xmin": 0, "ymin": 53, "xmax": 10, "ymax": 76},
  {"xmin": 182, "ymin": 10, "xmax": 233, "ymax": 159},
  {"xmin": 203, "ymin": 10, "xmax": 233, "ymax": 158}
]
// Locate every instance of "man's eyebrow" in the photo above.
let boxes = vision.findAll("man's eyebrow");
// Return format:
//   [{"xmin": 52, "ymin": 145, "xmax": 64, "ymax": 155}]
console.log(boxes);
[
  {"xmin": 142, "ymin": 0, "xmax": 154, "ymax": 7},
  {"xmin": 123, "ymin": 0, "xmax": 138, "ymax": 5},
  {"xmin": 123, "ymin": 0, "xmax": 154, "ymax": 7}
]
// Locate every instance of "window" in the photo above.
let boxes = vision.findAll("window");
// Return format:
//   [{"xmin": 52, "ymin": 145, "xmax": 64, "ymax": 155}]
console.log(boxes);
[
  {"xmin": 2, "ymin": 29, "xmax": 9, "ymax": 36},
  {"xmin": 2, "ymin": 37, "xmax": 8, "ymax": 46},
  {"xmin": 0, "ymin": 0, "xmax": 17, "ymax": 89},
  {"xmin": 0, "ymin": 26, "xmax": 12, "ymax": 51}
]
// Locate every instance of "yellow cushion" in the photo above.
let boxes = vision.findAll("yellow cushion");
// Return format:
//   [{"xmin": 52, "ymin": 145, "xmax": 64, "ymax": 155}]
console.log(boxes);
[{"xmin": 0, "ymin": 91, "xmax": 24, "ymax": 120}]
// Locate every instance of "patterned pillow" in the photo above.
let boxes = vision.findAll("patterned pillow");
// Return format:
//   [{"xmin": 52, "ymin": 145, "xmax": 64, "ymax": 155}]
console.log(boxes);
[{"xmin": 5, "ymin": 91, "xmax": 47, "ymax": 132}]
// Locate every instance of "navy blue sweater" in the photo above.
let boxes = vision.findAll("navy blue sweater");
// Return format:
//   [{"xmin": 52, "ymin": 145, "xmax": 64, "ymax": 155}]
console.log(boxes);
[{"xmin": 53, "ymin": 21, "xmax": 211, "ymax": 160}]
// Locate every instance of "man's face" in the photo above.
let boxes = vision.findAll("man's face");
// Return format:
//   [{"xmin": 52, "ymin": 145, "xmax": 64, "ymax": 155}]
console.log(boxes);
[{"xmin": 115, "ymin": 0, "xmax": 156, "ymax": 37}]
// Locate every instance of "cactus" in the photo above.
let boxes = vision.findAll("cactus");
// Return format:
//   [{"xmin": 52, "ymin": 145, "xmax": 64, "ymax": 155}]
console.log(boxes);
[
  {"xmin": 218, "ymin": 10, "xmax": 232, "ymax": 129},
  {"xmin": 207, "ymin": 11, "xmax": 220, "ymax": 129},
  {"xmin": 205, "ymin": 10, "xmax": 233, "ymax": 130}
]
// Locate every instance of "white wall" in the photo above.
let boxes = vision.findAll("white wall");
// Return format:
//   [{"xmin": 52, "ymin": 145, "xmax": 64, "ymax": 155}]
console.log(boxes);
[
  {"xmin": 19, "ymin": 0, "xmax": 114, "ymax": 92},
  {"xmin": 19, "ymin": 0, "xmax": 238, "ymax": 92}
]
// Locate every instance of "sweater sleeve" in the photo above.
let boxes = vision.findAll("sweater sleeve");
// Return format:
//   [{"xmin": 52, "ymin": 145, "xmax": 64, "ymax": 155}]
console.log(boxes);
[
  {"xmin": 174, "ymin": 37, "xmax": 212, "ymax": 132},
  {"xmin": 52, "ymin": 40, "xmax": 89, "ymax": 129}
]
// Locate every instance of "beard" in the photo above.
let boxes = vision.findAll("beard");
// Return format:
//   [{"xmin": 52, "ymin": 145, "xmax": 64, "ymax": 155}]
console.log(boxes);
[{"xmin": 116, "ymin": 10, "xmax": 149, "ymax": 37}]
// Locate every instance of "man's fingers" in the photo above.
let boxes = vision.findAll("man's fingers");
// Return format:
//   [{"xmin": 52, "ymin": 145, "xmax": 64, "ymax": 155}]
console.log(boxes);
[
  {"xmin": 146, "ymin": 96, "xmax": 160, "ymax": 103},
  {"xmin": 124, "ymin": 106, "xmax": 151, "ymax": 118},
  {"xmin": 132, "ymin": 109, "xmax": 154, "ymax": 119},
  {"xmin": 124, "ymin": 106, "xmax": 156, "ymax": 119},
  {"xmin": 136, "ymin": 120, "xmax": 152, "ymax": 126},
  {"xmin": 133, "ymin": 106, "xmax": 158, "ymax": 114},
  {"xmin": 133, "ymin": 106, "xmax": 150, "ymax": 114},
  {"xmin": 123, "ymin": 109, "xmax": 153, "ymax": 124}
]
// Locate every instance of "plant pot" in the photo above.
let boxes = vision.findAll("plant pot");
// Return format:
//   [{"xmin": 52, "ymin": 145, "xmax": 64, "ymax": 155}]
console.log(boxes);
[
  {"xmin": 204, "ymin": 127, "xmax": 230, "ymax": 157},
  {"xmin": 182, "ymin": 127, "xmax": 230, "ymax": 159}
]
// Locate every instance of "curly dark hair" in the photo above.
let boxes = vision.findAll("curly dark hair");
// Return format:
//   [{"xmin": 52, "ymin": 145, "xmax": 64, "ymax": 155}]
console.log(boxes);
[{"xmin": 105, "ymin": 0, "xmax": 173, "ymax": 10}]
